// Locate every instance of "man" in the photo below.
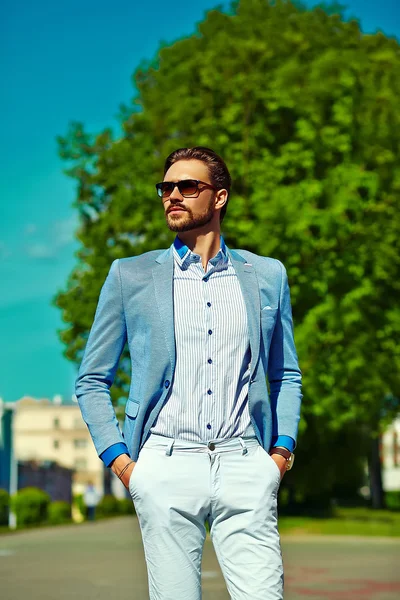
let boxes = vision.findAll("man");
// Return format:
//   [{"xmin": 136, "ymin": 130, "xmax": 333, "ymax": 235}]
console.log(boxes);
[
  {"xmin": 75, "ymin": 146, "xmax": 302, "ymax": 599},
  {"xmin": 83, "ymin": 480, "xmax": 99, "ymax": 521}
]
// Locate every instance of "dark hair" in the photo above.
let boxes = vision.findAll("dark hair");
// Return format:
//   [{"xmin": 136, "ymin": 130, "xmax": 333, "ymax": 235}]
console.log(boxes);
[{"xmin": 163, "ymin": 146, "xmax": 231, "ymax": 223}]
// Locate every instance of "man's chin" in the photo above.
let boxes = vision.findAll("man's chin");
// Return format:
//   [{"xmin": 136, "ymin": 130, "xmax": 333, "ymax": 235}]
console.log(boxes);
[
  {"xmin": 166, "ymin": 214, "xmax": 191, "ymax": 232},
  {"xmin": 167, "ymin": 222, "xmax": 196, "ymax": 233},
  {"xmin": 166, "ymin": 209, "xmax": 214, "ymax": 232}
]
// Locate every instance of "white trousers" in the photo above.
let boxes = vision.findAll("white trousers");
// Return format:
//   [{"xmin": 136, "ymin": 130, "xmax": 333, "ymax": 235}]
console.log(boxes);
[{"xmin": 129, "ymin": 433, "xmax": 284, "ymax": 600}]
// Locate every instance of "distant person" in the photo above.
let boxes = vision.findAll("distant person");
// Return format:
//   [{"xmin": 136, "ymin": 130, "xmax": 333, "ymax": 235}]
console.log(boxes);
[
  {"xmin": 83, "ymin": 481, "xmax": 99, "ymax": 521},
  {"xmin": 76, "ymin": 147, "xmax": 302, "ymax": 599}
]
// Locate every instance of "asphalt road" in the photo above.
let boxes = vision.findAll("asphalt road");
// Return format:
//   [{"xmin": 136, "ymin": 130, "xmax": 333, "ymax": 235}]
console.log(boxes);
[{"xmin": 0, "ymin": 516, "xmax": 399, "ymax": 599}]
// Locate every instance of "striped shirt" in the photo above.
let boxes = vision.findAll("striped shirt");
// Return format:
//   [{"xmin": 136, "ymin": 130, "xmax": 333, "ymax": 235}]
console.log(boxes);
[{"xmin": 150, "ymin": 235, "xmax": 255, "ymax": 442}]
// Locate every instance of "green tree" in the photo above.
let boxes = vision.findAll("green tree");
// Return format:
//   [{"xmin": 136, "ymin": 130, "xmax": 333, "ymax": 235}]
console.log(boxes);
[{"xmin": 55, "ymin": 0, "xmax": 400, "ymax": 507}]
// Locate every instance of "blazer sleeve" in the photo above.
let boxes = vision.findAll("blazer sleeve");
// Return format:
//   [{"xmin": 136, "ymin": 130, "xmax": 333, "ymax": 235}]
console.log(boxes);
[
  {"xmin": 267, "ymin": 260, "xmax": 302, "ymax": 447},
  {"xmin": 75, "ymin": 259, "xmax": 127, "ymax": 457}
]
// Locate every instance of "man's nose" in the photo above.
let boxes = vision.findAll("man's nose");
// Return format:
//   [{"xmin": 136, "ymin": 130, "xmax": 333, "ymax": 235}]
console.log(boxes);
[{"xmin": 168, "ymin": 183, "xmax": 184, "ymax": 202}]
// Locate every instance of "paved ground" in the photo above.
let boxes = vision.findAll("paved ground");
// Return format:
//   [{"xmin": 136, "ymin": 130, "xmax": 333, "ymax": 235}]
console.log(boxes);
[{"xmin": 0, "ymin": 516, "xmax": 399, "ymax": 599}]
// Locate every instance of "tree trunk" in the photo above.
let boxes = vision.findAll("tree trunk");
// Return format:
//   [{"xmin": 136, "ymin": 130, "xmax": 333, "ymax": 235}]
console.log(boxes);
[{"xmin": 369, "ymin": 435, "xmax": 385, "ymax": 509}]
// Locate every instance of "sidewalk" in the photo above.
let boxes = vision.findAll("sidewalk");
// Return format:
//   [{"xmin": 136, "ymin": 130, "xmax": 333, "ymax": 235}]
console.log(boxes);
[{"xmin": 0, "ymin": 516, "xmax": 399, "ymax": 599}]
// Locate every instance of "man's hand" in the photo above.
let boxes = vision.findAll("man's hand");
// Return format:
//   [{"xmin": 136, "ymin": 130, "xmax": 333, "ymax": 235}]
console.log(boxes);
[
  {"xmin": 269, "ymin": 452, "xmax": 287, "ymax": 481},
  {"xmin": 110, "ymin": 454, "xmax": 136, "ymax": 490}
]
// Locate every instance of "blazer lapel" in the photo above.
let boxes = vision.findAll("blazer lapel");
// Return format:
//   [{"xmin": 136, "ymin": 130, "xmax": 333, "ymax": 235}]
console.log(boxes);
[
  {"xmin": 152, "ymin": 248, "xmax": 176, "ymax": 370},
  {"xmin": 228, "ymin": 248, "xmax": 261, "ymax": 380}
]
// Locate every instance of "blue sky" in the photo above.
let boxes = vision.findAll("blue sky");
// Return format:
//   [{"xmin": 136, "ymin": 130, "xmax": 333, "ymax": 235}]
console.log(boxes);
[{"xmin": 1, "ymin": 0, "xmax": 399, "ymax": 403}]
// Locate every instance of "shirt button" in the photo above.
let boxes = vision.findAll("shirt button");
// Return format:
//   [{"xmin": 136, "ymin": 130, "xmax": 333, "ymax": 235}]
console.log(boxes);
[
  {"xmin": 208, "ymin": 329, "xmax": 212, "ymax": 335},
  {"xmin": 207, "ymin": 302, "xmax": 211, "ymax": 307},
  {"xmin": 207, "ymin": 389, "xmax": 212, "ymax": 395},
  {"xmin": 164, "ymin": 380, "xmax": 170, "ymax": 388},
  {"xmin": 208, "ymin": 358, "xmax": 212, "ymax": 364}
]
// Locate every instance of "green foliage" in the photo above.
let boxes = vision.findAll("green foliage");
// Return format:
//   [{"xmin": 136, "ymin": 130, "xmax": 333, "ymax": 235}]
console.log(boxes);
[
  {"xmin": 55, "ymin": 0, "xmax": 400, "ymax": 500},
  {"xmin": 47, "ymin": 501, "xmax": 72, "ymax": 525},
  {"xmin": 118, "ymin": 497, "xmax": 136, "ymax": 515},
  {"xmin": 11, "ymin": 487, "xmax": 51, "ymax": 527},
  {"xmin": 386, "ymin": 491, "xmax": 400, "ymax": 511},
  {"xmin": 96, "ymin": 494, "xmax": 120, "ymax": 517},
  {"xmin": 74, "ymin": 493, "xmax": 134, "ymax": 519},
  {"xmin": 0, "ymin": 489, "xmax": 9, "ymax": 526},
  {"xmin": 73, "ymin": 493, "xmax": 85, "ymax": 518},
  {"xmin": 95, "ymin": 495, "xmax": 135, "ymax": 518},
  {"xmin": 279, "ymin": 506, "xmax": 400, "ymax": 536}
]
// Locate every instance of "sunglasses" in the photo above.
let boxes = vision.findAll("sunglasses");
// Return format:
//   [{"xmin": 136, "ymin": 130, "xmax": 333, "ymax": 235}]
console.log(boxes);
[{"xmin": 155, "ymin": 179, "xmax": 217, "ymax": 199}]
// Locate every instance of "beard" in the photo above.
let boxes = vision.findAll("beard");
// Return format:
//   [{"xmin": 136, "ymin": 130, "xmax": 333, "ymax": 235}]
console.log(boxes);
[{"xmin": 166, "ymin": 198, "xmax": 215, "ymax": 232}]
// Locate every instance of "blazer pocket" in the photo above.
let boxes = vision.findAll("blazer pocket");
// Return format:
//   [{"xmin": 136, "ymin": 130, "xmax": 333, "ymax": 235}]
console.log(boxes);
[{"xmin": 125, "ymin": 398, "xmax": 140, "ymax": 419}]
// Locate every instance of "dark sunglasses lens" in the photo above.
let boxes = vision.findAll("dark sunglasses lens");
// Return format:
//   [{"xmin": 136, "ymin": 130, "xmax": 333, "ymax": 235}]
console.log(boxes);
[
  {"xmin": 157, "ymin": 182, "xmax": 174, "ymax": 197},
  {"xmin": 178, "ymin": 180, "xmax": 198, "ymax": 196}
]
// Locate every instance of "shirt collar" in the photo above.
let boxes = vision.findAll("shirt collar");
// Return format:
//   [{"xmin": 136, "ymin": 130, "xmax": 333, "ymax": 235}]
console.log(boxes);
[{"xmin": 172, "ymin": 235, "xmax": 228, "ymax": 270}]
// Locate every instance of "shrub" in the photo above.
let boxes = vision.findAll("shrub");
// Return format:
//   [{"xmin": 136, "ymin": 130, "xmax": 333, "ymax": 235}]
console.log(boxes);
[
  {"xmin": 11, "ymin": 487, "xmax": 51, "ymax": 527},
  {"xmin": 386, "ymin": 491, "xmax": 400, "ymax": 511},
  {"xmin": 48, "ymin": 501, "xmax": 72, "ymax": 525},
  {"xmin": 0, "ymin": 489, "xmax": 9, "ymax": 525},
  {"xmin": 97, "ymin": 494, "xmax": 119, "ymax": 517},
  {"xmin": 118, "ymin": 497, "xmax": 135, "ymax": 515},
  {"xmin": 73, "ymin": 493, "xmax": 86, "ymax": 518}
]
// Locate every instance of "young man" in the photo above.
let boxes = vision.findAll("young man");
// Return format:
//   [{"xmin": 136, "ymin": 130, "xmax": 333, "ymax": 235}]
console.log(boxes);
[{"xmin": 75, "ymin": 146, "xmax": 302, "ymax": 599}]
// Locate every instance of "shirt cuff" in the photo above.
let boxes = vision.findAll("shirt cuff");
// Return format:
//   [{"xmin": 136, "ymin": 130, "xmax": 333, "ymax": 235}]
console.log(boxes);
[
  {"xmin": 270, "ymin": 435, "xmax": 295, "ymax": 452},
  {"xmin": 100, "ymin": 443, "xmax": 130, "ymax": 467}
]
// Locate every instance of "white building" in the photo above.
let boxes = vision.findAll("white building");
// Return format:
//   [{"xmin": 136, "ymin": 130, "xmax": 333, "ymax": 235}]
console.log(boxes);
[
  {"xmin": 11, "ymin": 395, "xmax": 105, "ymax": 495},
  {"xmin": 382, "ymin": 415, "xmax": 400, "ymax": 492}
]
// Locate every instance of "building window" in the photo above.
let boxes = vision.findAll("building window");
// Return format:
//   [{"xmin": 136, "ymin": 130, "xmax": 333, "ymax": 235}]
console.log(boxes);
[
  {"xmin": 53, "ymin": 440, "xmax": 60, "ymax": 449},
  {"xmin": 54, "ymin": 417, "xmax": 60, "ymax": 429},
  {"xmin": 74, "ymin": 458, "xmax": 87, "ymax": 470},
  {"xmin": 74, "ymin": 439, "xmax": 88, "ymax": 449}
]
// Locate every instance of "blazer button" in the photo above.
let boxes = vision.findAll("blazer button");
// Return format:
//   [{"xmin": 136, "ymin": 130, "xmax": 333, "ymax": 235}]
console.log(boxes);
[{"xmin": 164, "ymin": 380, "xmax": 170, "ymax": 388}]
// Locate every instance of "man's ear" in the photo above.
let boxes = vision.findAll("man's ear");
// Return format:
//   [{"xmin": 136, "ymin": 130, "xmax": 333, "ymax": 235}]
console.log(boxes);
[{"xmin": 215, "ymin": 189, "xmax": 228, "ymax": 211}]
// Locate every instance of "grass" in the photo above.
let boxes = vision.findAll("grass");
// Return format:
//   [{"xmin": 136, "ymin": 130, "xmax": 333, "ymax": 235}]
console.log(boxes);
[
  {"xmin": 2, "ymin": 507, "xmax": 400, "ymax": 537},
  {"xmin": 279, "ymin": 507, "xmax": 400, "ymax": 537}
]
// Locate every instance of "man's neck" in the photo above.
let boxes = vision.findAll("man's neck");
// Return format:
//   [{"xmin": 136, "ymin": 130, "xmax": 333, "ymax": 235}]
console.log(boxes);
[{"xmin": 176, "ymin": 230, "xmax": 222, "ymax": 270}]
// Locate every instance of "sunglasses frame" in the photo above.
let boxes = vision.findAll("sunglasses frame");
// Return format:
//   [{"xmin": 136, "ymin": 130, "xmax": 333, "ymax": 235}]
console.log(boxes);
[{"xmin": 155, "ymin": 179, "xmax": 217, "ymax": 199}]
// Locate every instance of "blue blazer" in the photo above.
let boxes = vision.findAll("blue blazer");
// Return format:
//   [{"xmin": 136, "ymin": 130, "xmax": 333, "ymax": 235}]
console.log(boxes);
[{"xmin": 75, "ymin": 245, "xmax": 302, "ymax": 462}]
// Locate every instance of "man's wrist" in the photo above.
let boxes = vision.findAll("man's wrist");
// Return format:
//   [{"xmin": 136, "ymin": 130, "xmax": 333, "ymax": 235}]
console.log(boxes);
[
  {"xmin": 110, "ymin": 453, "xmax": 131, "ymax": 474},
  {"xmin": 100, "ymin": 442, "xmax": 130, "ymax": 467},
  {"xmin": 270, "ymin": 447, "xmax": 295, "ymax": 471},
  {"xmin": 115, "ymin": 459, "xmax": 135, "ymax": 481},
  {"xmin": 270, "ymin": 447, "xmax": 292, "ymax": 460}
]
